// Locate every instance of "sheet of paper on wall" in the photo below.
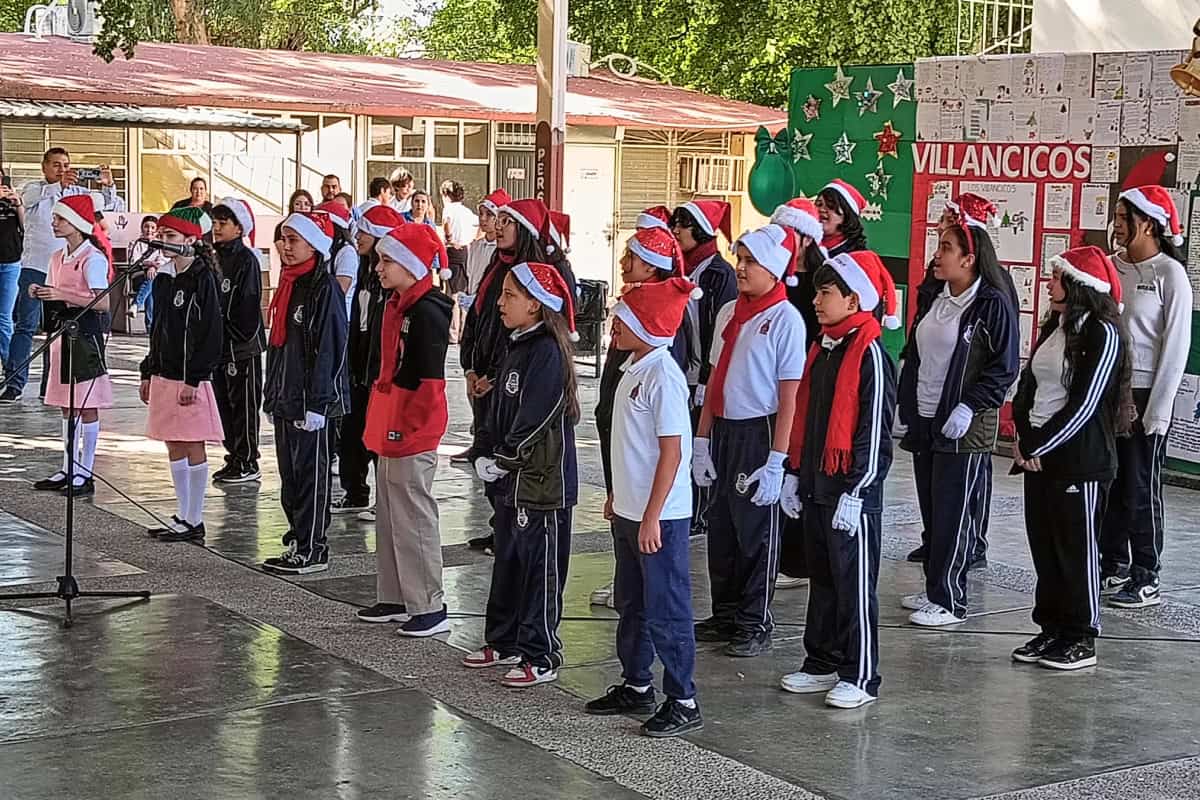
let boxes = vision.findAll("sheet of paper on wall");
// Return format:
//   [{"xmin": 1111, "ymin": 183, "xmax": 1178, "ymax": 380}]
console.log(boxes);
[
  {"xmin": 959, "ymin": 58, "xmax": 984, "ymax": 100},
  {"xmin": 1041, "ymin": 233, "xmax": 1072, "ymax": 278},
  {"xmin": 1014, "ymin": 56, "xmax": 1038, "ymax": 97},
  {"xmin": 924, "ymin": 226, "xmax": 940, "ymax": 265},
  {"xmin": 935, "ymin": 58, "xmax": 961, "ymax": 99},
  {"xmin": 916, "ymin": 101, "xmax": 942, "ymax": 141},
  {"xmin": 989, "ymin": 101, "xmax": 1015, "ymax": 142},
  {"xmin": 1037, "ymin": 54, "xmax": 1066, "ymax": 96},
  {"xmin": 1080, "ymin": 183, "xmax": 1111, "ymax": 230},
  {"xmin": 1177, "ymin": 144, "xmax": 1200, "ymax": 190},
  {"xmin": 1013, "ymin": 99, "xmax": 1041, "ymax": 142},
  {"xmin": 1063, "ymin": 53, "xmax": 1094, "ymax": 97},
  {"xmin": 1042, "ymin": 183, "xmax": 1074, "ymax": 229},
  {"xmin": 915, "ymin": 59, "xmax": 937, "ymax": 102},
  {"xmin": 1009, "ymin": 265, "xmax": 1037, "ymax": 312},
  {"xmin": 940, "ymin": 99, "xmax": 965, "ymax": 140},
  {"xmin": 1040, "ymin": 98, "xmax": 1070, "ymax": 142},
  {"xmin": 1094, "ymin": 102, "xmax": 1123, "ymax": 145},
  {"xmin": 1068, "ymin": 98, "xmax": 1097, "ymax": 143},
  {"xmin": 1037, "ymin": 276, "xmax": 1053, "ymax": 318},
  {"xmin": 1148, "ymin": 99, "xmax": 1181, "ymax": 144},
  {"xmin": 1094, "ymin": 53, "xmax": 1124, "ymax": 84},
  {"xmin": 964, "ymin": 179, "xmax": 1036, "ymax": 263},
  {"xmin": 1019, "ymin": 313, "xmax": 1034, "ymax": 359},
  {"xmin": 1167, "ymin": 375, "xmax": 1200, "ymax": 463},
  {"xmin": 983, "ymin": 56, "xmax": 1014, "ymax": 101},
  {"xmin": 1091, "ymin": 146, "xmax": 1121, "ymax": 183},
  {"xmin": 1122, "ymin": 52, "xmax": 1152, "ymax": 101},
  {"xmin": 927, "ymin": 180, "xmax": 954, "ymax": 223},
  {"xmin": 965, "ymin": 99, "xmax": 990, "ymax": 141},
  {"xmin": 1152, "ymin": 50, "xmax": 1185, "ymax": 98},
  {"xmin": 1187, "ymin": 202, "xmax": 1200, "ymax": 309},
  {"xmin": 1168, "ymin": 189, "xmax": 1189, "ymax": 234},
  {"xmin": 1179, "ymin": 100, "xmax": 1200, "ymax": 143},
  {"xmin": 1120, "ymin": 101, "xmax": 1150, "ymax": 146}
]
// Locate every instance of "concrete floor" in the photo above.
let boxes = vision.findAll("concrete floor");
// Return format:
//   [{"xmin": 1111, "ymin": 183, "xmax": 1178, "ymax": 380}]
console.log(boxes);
[{"xmin": 2, "ymin": 336, "xmax": 1200, "ymax": 800}]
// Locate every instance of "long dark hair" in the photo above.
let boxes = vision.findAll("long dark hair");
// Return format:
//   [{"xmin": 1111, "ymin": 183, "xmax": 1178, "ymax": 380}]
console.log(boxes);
[
  {"xmin": 945, "ymin": 224, "xmax": 1019, "ymax": 309},
  {"xmin": 1120, "ymin": 198, "xmax": 1187, "ymax": 265},
  {"xmin": 509, "ymin": 275, "xmax": 580, "ymax": 422},
  {"xmin": 819, "ymin": 188, "xmax": 867, "ymax": 250}
]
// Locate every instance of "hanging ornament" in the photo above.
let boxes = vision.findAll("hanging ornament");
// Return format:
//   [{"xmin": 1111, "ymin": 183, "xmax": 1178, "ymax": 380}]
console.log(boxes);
[
  {"xmin": 802, "ymin": 94, "xmax": 822, "ymax": 123},
  {"xmin": 832, "ymin": 132, "xmax": 857, "ymax": 165},
  {"xmin": 747, "ymin": 126, "xmax": 796, "ymax": 215},
  {"xmin": 865, "ymin": 161, "xmax": 892, "ymax": 201},
  {"xmin": 854, "ymin": 77, "xmax": 883, "ymax": 116},
  {"xmin": 792, "ymin": 129, "xmax": 813, "ymax": 162},
  {"xmin": 887, "ymin": 68, "xmax": 914, "ymax": 108},
  {"xmin": 873, "ymin": 121, "xmax": 902, "ymax": 160},
  {"xmin": 824, "ymin": 65, "xmax": 854, "ymax": 108}
]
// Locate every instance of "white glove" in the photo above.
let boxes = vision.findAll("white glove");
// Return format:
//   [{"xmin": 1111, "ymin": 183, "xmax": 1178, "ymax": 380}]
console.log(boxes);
[
  {"xmin": 748, "ymin": 450, "xmax": 788, "ymax": 507},
  {"xmin": 1144, "ymin": 418, "xmax": 1169, "ymax": 437},
  {"xmin": 692, "ymin": 437, "xmax": 717, "ymax": 487},
  {"xmin": 940, "ymin": 403, "xmax": 974, "ymax": 440},
  {"xmin": 474, "ymin": 456, "xmax": 508, "ymax": 483},
  {"xmin": 780, "ymin": 474, "xmax": 803, "ymax": 519},
  {"xmin": 831, "ymin": 493, "xmax": 863, "ymax": 537},
  {"xmin": 693, "ymin": 384, "xmax": 707, "ymax": 409},
  {"xmin": 297, "ymin": 411, "xmax": 326, "ymax": 432}
]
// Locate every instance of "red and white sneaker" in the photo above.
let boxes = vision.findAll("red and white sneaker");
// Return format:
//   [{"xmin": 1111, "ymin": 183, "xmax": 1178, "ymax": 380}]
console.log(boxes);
[
  {"xmin": 500, "ymin": 662, "xmax": 558, "ymax": 688},
  {"xmin": 462, "ymin": 646, "xmax": 522, "ymax": 669}
]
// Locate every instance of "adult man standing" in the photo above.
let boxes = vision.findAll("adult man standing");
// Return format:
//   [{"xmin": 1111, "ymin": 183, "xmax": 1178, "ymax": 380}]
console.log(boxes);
[
  {"xmin": 0, "ymin": 149, "xmax": 124, "ymax": 402},
  {"xmin": 320, "ymin": 174, "xmax": 342, "ymax": 204}
]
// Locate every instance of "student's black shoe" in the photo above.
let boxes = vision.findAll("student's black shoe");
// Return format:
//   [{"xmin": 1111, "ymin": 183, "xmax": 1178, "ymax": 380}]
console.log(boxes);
[
  {"xmin": 63, "ymin": 477, "xmax": 95, "ymax": 497},
  {"xmin": 1038, "ymin": 638, "xmax": 1096, "ymax": 671},
  {"xmin": 147, "ymin": 515, "xmax": 189, "ymax": 538},
  {"xmin": 331, "ymin": 497, "xmax": 371, "ymax": 514},
  {"xmin": 211, "ymin": 463, "xmax": 238, "ymax": 483},
  {"xmin": 1109, "ymin": 579, "xmax": 1161, "ymax": 609},
  {"xmin": 585, "ymin": 684, "xmax": 658, "ymax": 716},
  {"xmin": 222, "ymin": 464, "xmax": 262, "ymax": 484},
  {"xmin": 1012, "ymin": 632, "xmax": 1059, "ymax": 663},
  {"xmin": 906, "ymin": 543, "xmax": 928, "ymax": 563},
  {"xmin": 724, "ymin": 629, "xmax": 772, "ymax": 658},
  {"xmin": 356, "ymin": 603, "xmax": 408, "ymax": 623},
  {"xmin": 262, "ymin": 548, "xmax": 329, "ymax": 575},
  {"xmin": 641, "ymin": 699, "xmax": 703, "ymax": 738},
  {"xmin": 159, "ymin": 522, "xmax": 206, "ymax": 543},
  {"xmin": 968, "ymin": 553, "xmax": 988, "ymax": 570},
  {"xmin": 467, "ymin": 533, "xmax": 495, "ymax": 553},
  {"xmin": 693, "ymin": 617, "xmax": 737, "ymax": 642},
  {"xmin": 33, "ymin": 472, "xmax": 69, "ymax": 491},
  {"xmin": 0, "ymin": 387, "xmax": 21, "ymax": 403},
  {"xmin": 449, "ymin": 447, "xmax": 478, "ymax": 464}
]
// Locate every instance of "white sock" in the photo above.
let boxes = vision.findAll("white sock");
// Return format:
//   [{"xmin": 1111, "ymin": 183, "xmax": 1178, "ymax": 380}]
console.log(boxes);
[
  {"xmin": 185, "ymin": 461, "xmax": 208, "ymax": 526},
  {"xmin": 169, "ymin": 458, "xmax": 190, "ymax": 524},
  {"xmin": 627, "ymin": 684, "xmax": 652, "ymax": 693},
  {"xmin": 78, "ymin": 420, "xmax": 100, "ymax": 479},
  {"xmin": 677, "ymin": 698, "xmax": 697, "ymax": 709},
  {"xmin": 59, "ymin": 418, "xmax": 80, "ymax": 478}
]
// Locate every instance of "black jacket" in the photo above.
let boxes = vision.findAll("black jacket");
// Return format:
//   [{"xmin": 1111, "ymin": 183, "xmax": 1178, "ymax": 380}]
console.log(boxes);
[
  {"xmin": 1011, "ymin": 316, "xmax": 1123, "ymax": 483},
  {"xmin": 460, "ymin": 255, "xmax": 514, "ymax": 380},
  {"xmin": 213, "ymin": 239, "xmax": 266, "ymax": 363},
  {"xmin": 786, "ymin": 269, "xmax": 820, "ymax": 348},
  {"xmin": 262, "ymin": 267, "xmax": 350, "ymax": 421},
  {"xmin": 792, "ymin": 332, "xmax": 896, "ymax": 512},
  {"xmin": 348, "ymin": 252, "xmax": 389, "ymax": 388},
  {"xmin": 693, "ymin": 252, "xmax": 737, "ymax": 386},
  {"xmin": 140, "ymin": 258, "xmax": 224, "ymax": 386}
]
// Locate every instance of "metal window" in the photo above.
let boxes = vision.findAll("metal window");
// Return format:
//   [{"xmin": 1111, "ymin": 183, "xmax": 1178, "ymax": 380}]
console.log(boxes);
[{"xmin": 957, "ymin": 0, "xmax": 1034, "ymax": 55}]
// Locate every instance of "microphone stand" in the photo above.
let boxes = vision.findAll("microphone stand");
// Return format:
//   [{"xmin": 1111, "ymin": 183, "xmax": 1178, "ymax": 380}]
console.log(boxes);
[{"xmin": 0, "ymin": 248, "xmax": 156, "ymax": 627}]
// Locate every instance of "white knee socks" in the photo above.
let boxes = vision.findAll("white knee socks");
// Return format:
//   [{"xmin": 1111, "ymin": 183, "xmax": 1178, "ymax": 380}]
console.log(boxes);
[
  {"xmin": 170, "ymin": 457, "xmax": 190, "ymax": 524},
  {"xmin": 79, "ymin": 420, "xmax": 99, "ymax": 480},
  {"xmin": 185, "ymin": 461, "xmax": 208, "ymax": 526}
]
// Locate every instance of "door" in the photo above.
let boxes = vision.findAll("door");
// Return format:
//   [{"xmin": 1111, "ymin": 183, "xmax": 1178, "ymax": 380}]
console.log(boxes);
[{"xmin": 562, "ymin": 144, "xmax": 617, "ymax": 286}]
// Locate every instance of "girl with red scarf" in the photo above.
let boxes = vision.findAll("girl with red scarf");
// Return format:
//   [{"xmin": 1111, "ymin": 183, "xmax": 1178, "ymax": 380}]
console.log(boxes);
[
  {"xmin": 356, "ymin": 224, "xmax": 454, "ymax": 636},
  {"xmin": 778, "ymin": 250, "xmax": 897, "ymax": 710}
]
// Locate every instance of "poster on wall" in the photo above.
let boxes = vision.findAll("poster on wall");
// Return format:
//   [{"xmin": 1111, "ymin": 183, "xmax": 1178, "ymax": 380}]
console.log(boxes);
[
  {"xmin": 1168, "ymin": 375, "xmax": 1200, "ymax": 463},
  {"xmin": 961, "ymin": 179, "xmax": 1037, "ymax": 263}
]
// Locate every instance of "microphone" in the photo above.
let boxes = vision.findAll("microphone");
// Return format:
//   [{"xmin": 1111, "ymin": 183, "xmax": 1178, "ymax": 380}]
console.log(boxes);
[{"xmin": 138, "ymin": 237, "xmax": 195, "ymax": 257}]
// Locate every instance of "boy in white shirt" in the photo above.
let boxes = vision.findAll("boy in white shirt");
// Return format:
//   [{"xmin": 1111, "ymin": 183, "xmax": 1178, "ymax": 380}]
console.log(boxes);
[{"xmin": 584, "ymin": 276, "xmax": 703, "ymax": 738}]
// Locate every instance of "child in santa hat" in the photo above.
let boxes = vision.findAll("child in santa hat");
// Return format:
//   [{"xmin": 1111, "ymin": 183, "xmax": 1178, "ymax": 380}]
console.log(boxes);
[
  {"xmin": 692, "ymin": 223, "xmax": 807, "ymax": 657},
  {"xmin": 137, "ymin": 207, "xmax": 225, "ymax": 542},
  {"xmin": 261, "ymin": 210, "xmax": 351, "ymax": 575},
  {"xmin": 317, "ymin": 200, "xmax": 358, "ymax": 320},
  {"xmin": 1011, "ymin": 245, "xmax": 1131, "ymax": 671},
  {"xmin": 778, "ymin": 249, "xmax": 898, "ymax": 709},
  {"xmin": 357, "ymin": 224, "xmax": 455, "ymax": 635},
  {"xmin": 583, "ymin": 275, "xmax": 704, "ymax": 737},
  {"xmin": 29, "ymin": 193, "xmax": 116, "ymax": 497},
  {"xmin": 1101, "ymin": 185, "xmax": 1190, "ymax": 610},
  {"xmin": 209, "ymin": 197, "xmax": 267, "ymax": 485},
  {"xmin": 463, "ymin": 261, "xmax": 579, "ymax": 687},
  {"xmin": 817, "ymin": 180, "xmax": 869, "ymax": 257}
]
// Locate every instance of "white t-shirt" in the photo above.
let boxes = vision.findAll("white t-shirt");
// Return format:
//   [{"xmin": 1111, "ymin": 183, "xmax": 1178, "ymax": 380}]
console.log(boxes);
[
  {"xmin": 442, "ymin": 201, "xmax": 479, "ymax": 247},
  {"xmin": 80, "ymin": 247, "xmax": 109, "ymax": 289},
  {"xmin": 465, "ymin": 237, "xmax": 496, "ymax": 294},
  {"xmin": 612, "ymin": 346, "xmax": 693, "ymax": 522},
  {"xmin": 1029, "ymin": 325, "xmax": 1069, "ymax": 427},
  {"xmin": 915, "ymin": 278, "xmax": 980, "ymax": 417},
  {"xmin": 333, "ymin": 244, "xmax": 359, "ymax": 318},
  {"xmin": 708, "ymin": 298, "xmax": 807, "ymax": 420}
]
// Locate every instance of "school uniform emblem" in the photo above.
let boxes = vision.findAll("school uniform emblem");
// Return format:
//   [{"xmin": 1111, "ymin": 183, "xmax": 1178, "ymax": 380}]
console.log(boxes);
[
  {"xmin": 735, "ymin": 472, "xmax": 750, "ymax": 495},
  {"xmin": 221, "ymin": 278, "xmax": 232, "ymax": 293},
  {"xmin": 962, "ymin": 322, "xmax": 975, "ymax": 345},
  {"xmin": 516, "ymin": 508, "xmax": 529, "ymax": 528},
  {"xmin": 758, "ymin": 320, "xmax": 771, "ymax": 335},
  {"xmin": 630, "ymin": 383, "xmax": 641, "ymax": 401},
  {"xmin": 173, "ymin": 290, "xmax": 185, "ymax": 308},
  {"xmin": 387, "ymin": 430, "xmax": 403, "ymax": 441},
  {"xmin": 504, "ymin": 370, "xmax": 520, "ymax": 396},
  {"xmin": 226, "ymin": 362, "xmax": 237, "ymax": 377},
  {"xmin": 293, "ymin": 305, "xmax": 304, "ymax": 324}
]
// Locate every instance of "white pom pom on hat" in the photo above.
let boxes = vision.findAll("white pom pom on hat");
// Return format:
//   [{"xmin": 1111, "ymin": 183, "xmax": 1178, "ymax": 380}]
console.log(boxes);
[
  {"xmin": 883, "ymin": 314, "xmax": 901, "ymax": 330},
  {"xmin": 690, "ymin": 286, "xmax": 704, "ymax": 300},
  {"xmin": 785, "ymin": 275, "xmax": 799, "ymax": 287},
  {"xmin": 439, "ymin": 267, "xmax": 453, "ymax": 281},
  {"xmin": 569, "ymin": 330, "xmax": 580, "ymax": 342}
]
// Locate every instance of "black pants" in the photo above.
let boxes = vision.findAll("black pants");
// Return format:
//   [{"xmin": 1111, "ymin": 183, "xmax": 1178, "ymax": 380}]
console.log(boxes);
[
  {"xmin": 779, "ymin": 515, "xmax": 808, "ymax": 578},
  {"xmin": 707, "ymin": 415, "xmax": 781, "ymax": 635},
  {"xmin": 972, "ymin": 456, "xmax": 992, "ymax": 560},
  {"xmin": 801, "ymin": 503, "xmax": 881, "ymax": 696},
  {"xmin": 338, "ymin": 383, "xmax": 375, "ymax": 506},
  {"xmin": 212, "ymin": 356, "xmax": 263, "ymax": 469},
  {"xmin": 275, "ymin": 418, "xmax": 334, "ymax": 562},
  {"xmin": 485, "ymin": 505, "xmax": 571, "ymax": 669},
  {"xmin": 1025, "ymin": 473, "xmax": 1106, "ymax": 640},
  {"xmin": 689, "ymin": 395, "xmax": 711, "ymax": 537},
  {"xmin": 1100, "ymin": 389, "xmax": 1165, "ymax": 584}
]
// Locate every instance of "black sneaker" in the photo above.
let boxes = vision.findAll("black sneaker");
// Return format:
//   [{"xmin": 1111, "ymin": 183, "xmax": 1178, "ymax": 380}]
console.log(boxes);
[
  {"xmin": 585, "ymin": 684, "xmax": 658, "ymax": 716},
  {"xmin": 1110, "ymin": 579, "xmax": 1161, "ymax": 609},
  {"xmin": 211, "ymin": 463, "xmax": 238, "ymax": 483},
  {"xmin": 968, "ymin": 554, "xmax": 988, "ymax": 570},
  {"xmin": 906, "ymin": 544, "xmax": 928, "ymax": 563},
  {"xmin": 147, "ymin": 515, "xmax": 189, "ymax": 538},
  {"xmin": 33, "ymin": 472, "xmax": 69, "ymax": 491},
  {"xmin": 1038, "ymin": 638, "xmax": 1096, "ymax": 671},
  {"xmin": 0, "ymin": 387, "xmax": 21, "ymax": 403},
  {"xmin": 222, "ymin": 464, "xmax": 262, "ymax": 484},
  {"xmin": 331, "ymin": 497, "xmax": 371, "ymax": 514},
  {"xmin": 398, "ymin": 606, "xmax": 451, "ymax": 637},
  {"xmin": 63, "ymin": 477, "xmax": 95, "ymax": 497},
  {"xmin": 641, "ymin": 699, "xmax": 703, "ymax": 738},
  {"xmin": 1012, "ymin": 632, "xmax": 1059, "ymax": 663},
  {"xmin": 262, "ymin": 547, "xmax": 329, "ymax": 575},
  {"xmin": 725, "ymin": 629, "xmax": 772, "ymax": 658},
  {"xmin": 159, "ymin": 522, "xmax": 206, "ymax": 543},
  {"xmin": 449, "ymin": 447, "xmax": 478, "ymax": 464},
  {"xmin": 694, "ymin": 617, "xmax": 737, "ymax": 643},
  {"xmin": 468, "ymin": 533, "xmax": 494, "ymax": 553},
  {"xmin": 356, "ymin": 603, "xmax": 408, "ymax": 623},
  {"xmin": 1100, "ymin": 572, "xmax": 1130, "ymax": 596}
]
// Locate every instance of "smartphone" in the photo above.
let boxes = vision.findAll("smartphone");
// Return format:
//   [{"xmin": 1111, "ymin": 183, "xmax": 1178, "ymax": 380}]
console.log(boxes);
[
  {"xmin": 76, "ymin": 167, "xmax": 101, "ymax": 181},
  {"xmin": 1, "ymin": 175, "xmax": 11, "ymax": 188}
]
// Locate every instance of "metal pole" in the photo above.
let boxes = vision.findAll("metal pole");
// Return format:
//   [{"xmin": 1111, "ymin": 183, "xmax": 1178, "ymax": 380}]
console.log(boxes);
[{"xmin": 535, "ymin": 0, "xmax": 567, "ymax": 211}]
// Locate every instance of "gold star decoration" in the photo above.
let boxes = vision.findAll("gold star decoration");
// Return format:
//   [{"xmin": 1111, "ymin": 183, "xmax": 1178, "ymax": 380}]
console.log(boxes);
[
  {"xmin": 825, "ymin": 65, "xmax": 854, "ymax": 108},
  {"xmin": 802, "ymin": 94, "xmax": 822, "ymax": 123},
  {"xmin": 833, "ymin": 132, "xmax": 857, "ymax": 164},
  {"xmin": 887, "ymin": 68, "xmax": 914, "ymax": 108},
  {"xmin": 792, "ymin": 129, "xmax": 813, "ymax": 162},
  {"xmin": 854, "ymin": 77, "xmax": 883, "ymax": 116},
  {"xmin": 865, "ymin": 161, "xmax": 892, "ymax": 200}
]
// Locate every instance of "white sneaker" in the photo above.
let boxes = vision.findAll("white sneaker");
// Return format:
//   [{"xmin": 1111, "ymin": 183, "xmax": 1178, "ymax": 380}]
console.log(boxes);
[
  {"xmin": 500, "ymin": 662, "xmax": 558, "ymax": 688},
  {"xmin": 909, "ymin": 603, "xmax": 965, "ymax": 627},
  {"xmin": 589, "ymin": 582, "xmax": 614, "ymax": 608},
  {"xmin": 776, "ymin": 575, "xmax": 809, "ymax": 590},
  {"xmin": 780, "ymin": 670, "xmax": 838, "ymax": 694},
  {"xmin": 462, "ymin": 646, "xmax": 522, "ymax": 669},
  {"xmin": 357, "ymin": 510, "xmax": 376, "ymax": 523},
  {"xmin": 825, "ymin": 681, "xmax": 877, "ymax": 709},
  {"xmin": 901, "ymin": 591, "xmax": 928, "ymax": 611}
]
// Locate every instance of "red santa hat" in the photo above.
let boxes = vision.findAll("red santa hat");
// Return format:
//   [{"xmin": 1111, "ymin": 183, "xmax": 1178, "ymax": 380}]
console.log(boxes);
[
  {"xmin": 1122, "ymin": 151, "xmax": 1175, "ymax": 191},
  {"xmin": 500, "ymin": 199, "xmax": 556, "ymax": 249},
  {"xmin": 823, "ymin": 179, "xmax": 867, "ymax": 218},
  {"xmin": 627, "ymin": 226, "xmax": 686, "ymax": 279},
  {"xmin": 945, "ymin": 192, "xmax": 997, "ymax": 229},
  {"xmin": 52, "ymin": 194, "xmax": 95, "ymax": 235},
  {"xmin": 316, "ymin": 200, "xmax": 351, "ymax": 230},
  {"xmin": 1119, "ymin": 185, "xmax": 1185, "ymax": 246},
  {"xmin": 825, "ymin": 250, "xmax": 901, "ymax": 329},
  {"xmin": 548, "ymin": 210, "xmax": 571, "ymax": 253},
  {"xmin": 636, "ymin": 205, "xmax": 672, "ymax": 232},
  {"xmin": 1048, "ymin": 245, "xmax": 1123, "ymax": 308},
  {"xmin": 612, "ymin": 277, "xmax": 700, "ymax": 347},
  {"xmin": 677, "ymin": 200, "xmax": 732, "ymax": 242},
  {"xmin": 376, "ymin": 223, "xmax": 452, "ymax": 282},
  {"xmin": 733, "ymin": 223, "xmax": 803, "ymax": 287},
  {"xmin": 216, "ymin": 196, "xmax": 256, "ymax": 244},
  {"xmin": 770, "ymin": 197, "xmax": 824, "ymax": 243},
  {"xmin": 282, "ymin": 211, "xmax": 334, "ymax": 259},
  {"xmin": 358, "ymin": 204, "xmax": 407, "ymax": 240},
  {"xmin": 510, "ymin": 261, "xmax": 578, "ymax": 341},
  {"xmin": 479, "ymin": 188, "xmax": 513, "ymax": 216}
]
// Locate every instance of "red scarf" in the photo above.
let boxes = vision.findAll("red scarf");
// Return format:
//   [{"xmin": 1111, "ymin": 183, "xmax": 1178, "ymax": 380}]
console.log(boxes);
[
  {"xmin": 374, "ymin": 276, "xmax": 433, "ymax": 394},
  {"xmin": 788, "ymin": 311, "xmax": 881, "ymax": 474},
  {"xmin": 684, "ymin": 239, "xmax": 719, "ymax": 276},
  {"xmin": 706, "ymin": 282, "xmax": 788, "ymax": 419},
  {"xmin": 473, "ymin": 249, "xmax": 516, "ymax": 313},
  {"xmin": 822, "ymin": 232, "xmax": 846, "ymax": 252},
  {"xmin": 267, "ymin": 256, "xmax": 317, "ymax": 347}
]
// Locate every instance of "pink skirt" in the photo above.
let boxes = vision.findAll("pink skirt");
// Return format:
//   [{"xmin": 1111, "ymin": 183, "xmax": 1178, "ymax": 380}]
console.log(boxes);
[
  {"xmin": 146, "ymin": 377, "xmax": 225, "ymax": 443},
  {"xmin": 43, "ymin": 337, "xmax": 114, "ymax": 410}
]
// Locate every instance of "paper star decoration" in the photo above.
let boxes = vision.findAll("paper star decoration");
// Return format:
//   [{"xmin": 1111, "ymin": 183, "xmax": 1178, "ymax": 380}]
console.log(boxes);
[
  {"xmin": 888, "ymin": 68, "xmax": 914, "ymax": 108},
  {"xmin": 833, "ymin": 132, "xmax": 857, "ymax": 164},
  {"xmin": 854, "ymin": 77, "xmax": 883, "ymax": 116},
  {"xmin": 802, "ymin": 94, "xmax": 822, "ymax": 123},
  {"xmin": 873, "ymin": 121, "xmax": 902, "ymax": 160},
  {"xmin": 860, "ymin": 202, "xmax": 884, "ymax": 222},
  {"xmin": 792, "ymin": 129, "xmax": 813, "ymax": 162},
  {"xmin": 865, "ymin": 162, "xmax": 892, "ymax": 201},
  {"xmin": 825, "ymin": 65, "xmax": 854, "ymax": 108}
]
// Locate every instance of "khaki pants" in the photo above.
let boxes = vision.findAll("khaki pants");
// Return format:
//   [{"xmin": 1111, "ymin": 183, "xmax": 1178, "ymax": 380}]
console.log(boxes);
[{"xmin": 376, "ymin": 451, "xmax": 444, "ymax": 615}]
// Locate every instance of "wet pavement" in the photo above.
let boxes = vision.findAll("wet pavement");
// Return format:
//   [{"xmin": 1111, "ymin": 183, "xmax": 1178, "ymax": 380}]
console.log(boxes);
[{"xmin": 1, "ymin": 335, "xmax": 1200, "ymax": 799}]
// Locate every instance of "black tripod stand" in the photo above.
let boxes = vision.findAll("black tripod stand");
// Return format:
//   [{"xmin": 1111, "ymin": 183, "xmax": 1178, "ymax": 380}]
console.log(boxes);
[{"xmin": 1, "ymin": 253, "xmax": 154, "ymax": 626}]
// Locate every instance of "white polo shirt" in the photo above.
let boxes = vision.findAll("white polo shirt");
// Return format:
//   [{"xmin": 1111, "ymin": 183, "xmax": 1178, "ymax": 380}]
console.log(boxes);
[
  {"xmin": 332, "ymin": 243, "xmax": 359, "ymax": 318},
  {"xmin": 915, "ymin": 278, "xmax": 980, "ymax": 417},
  {"xmin": 708, "ymin": 298, "xmax": 807, "ymax": 420},
  {"xmin": 612, "ymin": 346, "xmax": 693, "ymax": 522}
]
